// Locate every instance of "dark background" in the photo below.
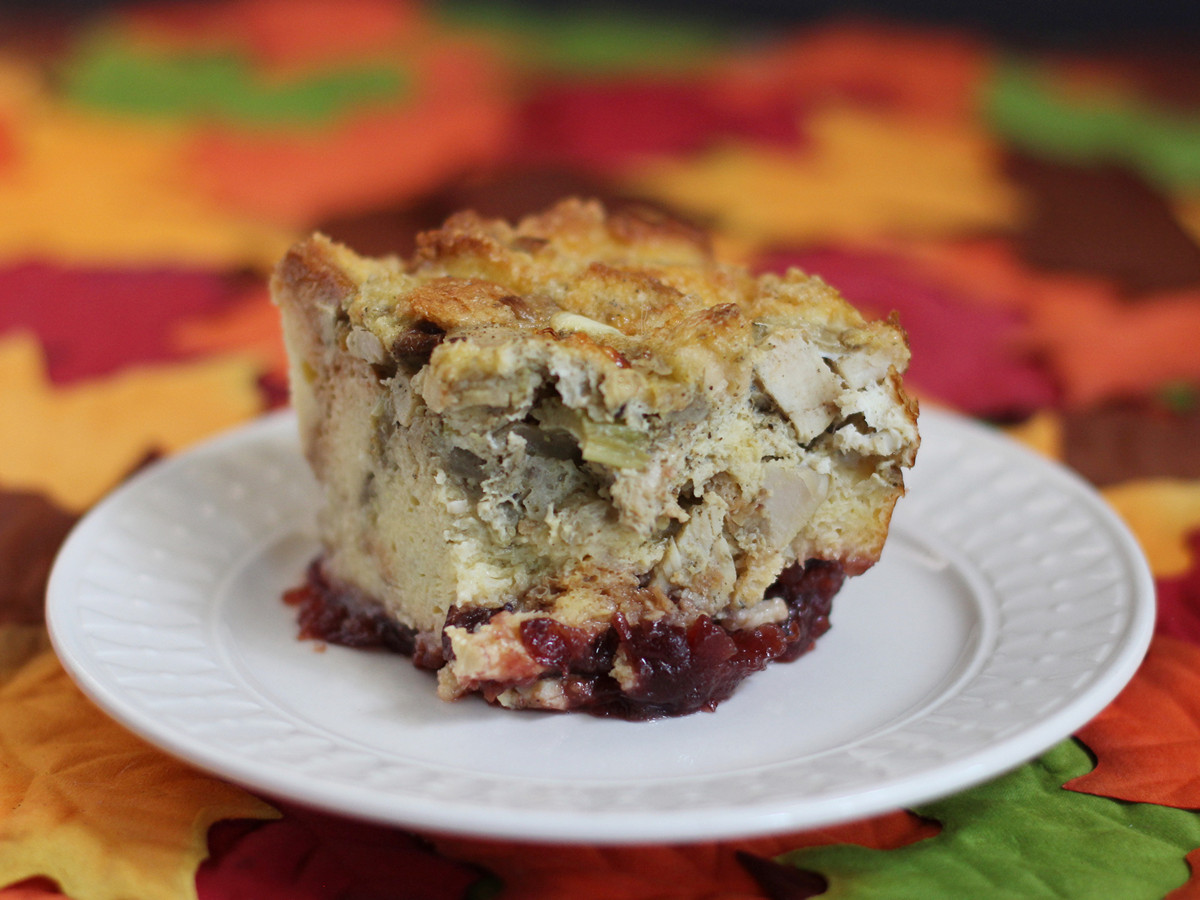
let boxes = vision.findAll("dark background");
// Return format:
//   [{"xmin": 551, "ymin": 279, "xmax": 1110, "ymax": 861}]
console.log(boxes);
[
  {"xmin": 6, "ymin": 0, "xmax": 1200, "ymax": 45},
  {"xmin": 484, "ymin": 0, "xmax": 1192, "ymax": 46}
]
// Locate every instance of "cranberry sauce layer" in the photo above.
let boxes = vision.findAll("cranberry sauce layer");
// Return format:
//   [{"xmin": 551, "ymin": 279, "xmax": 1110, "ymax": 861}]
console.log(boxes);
[
  {"xmin": 284, "ymin": 561, "xmax": 438, "ymax": 668},
  {"xmin": 284, "ymin": 558, "xmax": 844, "ymax": 720}
]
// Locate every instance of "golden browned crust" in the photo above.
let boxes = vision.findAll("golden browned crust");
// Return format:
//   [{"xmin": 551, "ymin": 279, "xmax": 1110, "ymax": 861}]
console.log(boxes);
[{"xmin": 280, "ymin": 200, "xmax": 916, "ymax": 433}]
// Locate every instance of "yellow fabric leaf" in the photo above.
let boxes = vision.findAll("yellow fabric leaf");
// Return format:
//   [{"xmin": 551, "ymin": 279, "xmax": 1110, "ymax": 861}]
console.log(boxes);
[
  {"xmin": 1003, "ymin": 410, "xmax": 1064, "ymax": 460},
  {"xmin": 1102, "ymin": 479, "xmax": 1200, "ymax": 578},
  {"xmin": 0, "ymin": 333, "xmax": 262, "ymax": 511},
  {"xmin": 626, "ymin": 105, "xmax": 1023, "ymax": 246},
  {"xmin": 0, "ymin": 100, "xmax": 293, "ymax": 268},
  {"xmin": 0, "ymin": 650, "xmax": 277, "ymax": 900}
]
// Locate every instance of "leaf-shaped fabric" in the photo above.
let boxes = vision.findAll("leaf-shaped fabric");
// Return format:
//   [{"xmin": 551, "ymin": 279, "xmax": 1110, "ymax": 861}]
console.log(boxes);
[
  {"xmin": 782, "ymin": 740, "xmax": 1200, "ymax": 899},
  {"xmin": 0, "ymin": 652, "xmax": 277, "ymax": 900}
]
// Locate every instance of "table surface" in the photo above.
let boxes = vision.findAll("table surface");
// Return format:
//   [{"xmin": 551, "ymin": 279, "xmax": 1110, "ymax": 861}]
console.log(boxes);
[{"xmin": 1, "ymin": 3, "xmax": 1199, "ymax": 899}]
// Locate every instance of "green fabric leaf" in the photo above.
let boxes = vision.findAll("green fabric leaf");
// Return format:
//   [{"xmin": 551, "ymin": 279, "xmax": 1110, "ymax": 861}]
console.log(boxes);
[
  {"xmin": 782, "ymin": 740, "xmax": 1200, "ymax": 899},
  {"xmin": 437, "ymin": 1, "xmax": 726, "ymax": 72},
  {"xmin": 984, "ymin": 60, "xmax": 1200, "ymax": 191},
  {"xmin": 62, "ymin": 32, "xmax": 407, "ymax": 126}
]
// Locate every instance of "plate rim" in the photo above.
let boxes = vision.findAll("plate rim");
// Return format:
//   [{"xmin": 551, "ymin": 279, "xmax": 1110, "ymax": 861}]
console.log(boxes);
[{"xmin": 46, "ymin": 407, "xmax": 1156, "ymax": 844}]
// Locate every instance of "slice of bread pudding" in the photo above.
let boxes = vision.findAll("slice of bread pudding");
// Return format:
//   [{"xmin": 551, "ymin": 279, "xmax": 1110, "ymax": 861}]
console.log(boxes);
[{"xmin": 272, "ymin": 199, "xmax": 919, "ymax": 718}]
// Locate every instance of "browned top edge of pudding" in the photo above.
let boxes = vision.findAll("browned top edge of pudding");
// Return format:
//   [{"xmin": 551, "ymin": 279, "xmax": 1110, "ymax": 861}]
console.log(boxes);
[{"xmin": 273, "ymin": 197, "xmax": 919, "ymax": 444}]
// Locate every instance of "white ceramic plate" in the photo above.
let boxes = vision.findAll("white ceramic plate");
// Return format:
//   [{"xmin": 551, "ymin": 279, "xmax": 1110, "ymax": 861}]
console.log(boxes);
[{"xmin": 47, "ymin": 408, "xmax": 1154, "ymax": 844}]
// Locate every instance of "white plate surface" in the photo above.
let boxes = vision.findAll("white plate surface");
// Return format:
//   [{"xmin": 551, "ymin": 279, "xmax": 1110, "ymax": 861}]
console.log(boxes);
[{"xmin": 47, "ymin": 408, "xmax": 1154, "ymax": 844}]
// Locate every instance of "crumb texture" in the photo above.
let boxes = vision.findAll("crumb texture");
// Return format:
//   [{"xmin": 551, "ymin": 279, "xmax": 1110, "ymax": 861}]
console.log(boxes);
[{"xmin": 272, "ymin": 198, "xmax": 919, "ymax": 717}]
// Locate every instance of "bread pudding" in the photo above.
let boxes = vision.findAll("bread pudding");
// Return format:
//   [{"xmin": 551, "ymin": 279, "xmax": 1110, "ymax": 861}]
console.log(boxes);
[{"xmin": 272, "ymin": 199, "xmax": 919, "ymax": 718}]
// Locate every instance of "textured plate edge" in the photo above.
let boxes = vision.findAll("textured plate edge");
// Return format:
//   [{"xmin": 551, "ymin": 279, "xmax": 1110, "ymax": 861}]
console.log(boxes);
[
  {"xmin": 931, "ymin": 417, "xmax": 1149, "ymax": 748},
  {"xmin": 44, "ymin": 408, "xmax": 1158, "ymax": 844}
]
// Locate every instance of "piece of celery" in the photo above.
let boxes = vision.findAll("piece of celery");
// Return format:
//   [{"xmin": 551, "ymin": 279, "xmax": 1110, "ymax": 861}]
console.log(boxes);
[{"xmin": 580, "ymin": 420, "xmax": 650, "ymax": 468}]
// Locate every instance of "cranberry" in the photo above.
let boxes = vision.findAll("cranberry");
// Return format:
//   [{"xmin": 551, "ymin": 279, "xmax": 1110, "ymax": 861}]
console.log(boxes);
[{"xmin": 519, "ymin": 618, "xmax": 616, "ymax": 675}]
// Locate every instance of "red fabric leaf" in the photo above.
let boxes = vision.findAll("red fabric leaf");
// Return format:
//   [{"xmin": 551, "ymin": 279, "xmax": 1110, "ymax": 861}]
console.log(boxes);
[
  {"xmin": 1157, "ymin": 531, "xmax": 1200, "ymax": 646},
  {"xmin": 197, "ymin": 804, "xmax": 481, "ymax": 900},
  {"xmin": 757, "ymin": 247, "xmax": 1057, "ymax": 418},
  {"xmin": 513, "ymin": 77, "xmax": 806, "ymax": 172},
  {"xmin": 0, "ymin": 264, "xmax": 249, "ymax": 384},
  {"xmin": 910, "ymin": 239, "xmax": 1200, "ymax": 408},
  {"xmin": 0, "ymin": 877, "xmax": 65, "ymax": 900}
]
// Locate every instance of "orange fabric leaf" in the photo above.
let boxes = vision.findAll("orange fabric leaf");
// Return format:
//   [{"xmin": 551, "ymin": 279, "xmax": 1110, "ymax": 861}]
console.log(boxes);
[
  {"xmin": 189, "ymin": 43, "xmax": 513, "ymax": 227},
  {"xmin": 0, "ymin": 121, "xmax": 11, "ymax": 172},
  {"xmin": 1023, "ymin": 287, "xmax": 1200, "ymax": 407},
  {"xmin": 907, "ymin": 240, "xmax": 1200, "ymax": 407},
  {"xmin": 0, "ymin": 334, "xmax": 263, "ymax": 511},
  {"xmin": 190, "ymin": 101, "xmax": 509, "ymax": 229},
  {"xmin": 171, "ymin": 284, "xmax": 288, "ymax": 380},
  {"xmin": 435, "ymin": 810, "xmax": 935, "ymax": 900},
  {"xmin": 121, "ymin": 0, "xmax": 420, "ymax": 69},
  {"xmin": 0, "ymin": 651, "xmax": 277, "ymax": 900},
  {"xmin": 1067, "ymin": 635, "xmax": 1200, "ymax": 808},
  {"xmin": 715, "ymin": 21, "xmax": 986, "ymax": 123},
  {"xmin": 0, "ymin": 56, "xmax": 46, "ymax": 128}
]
